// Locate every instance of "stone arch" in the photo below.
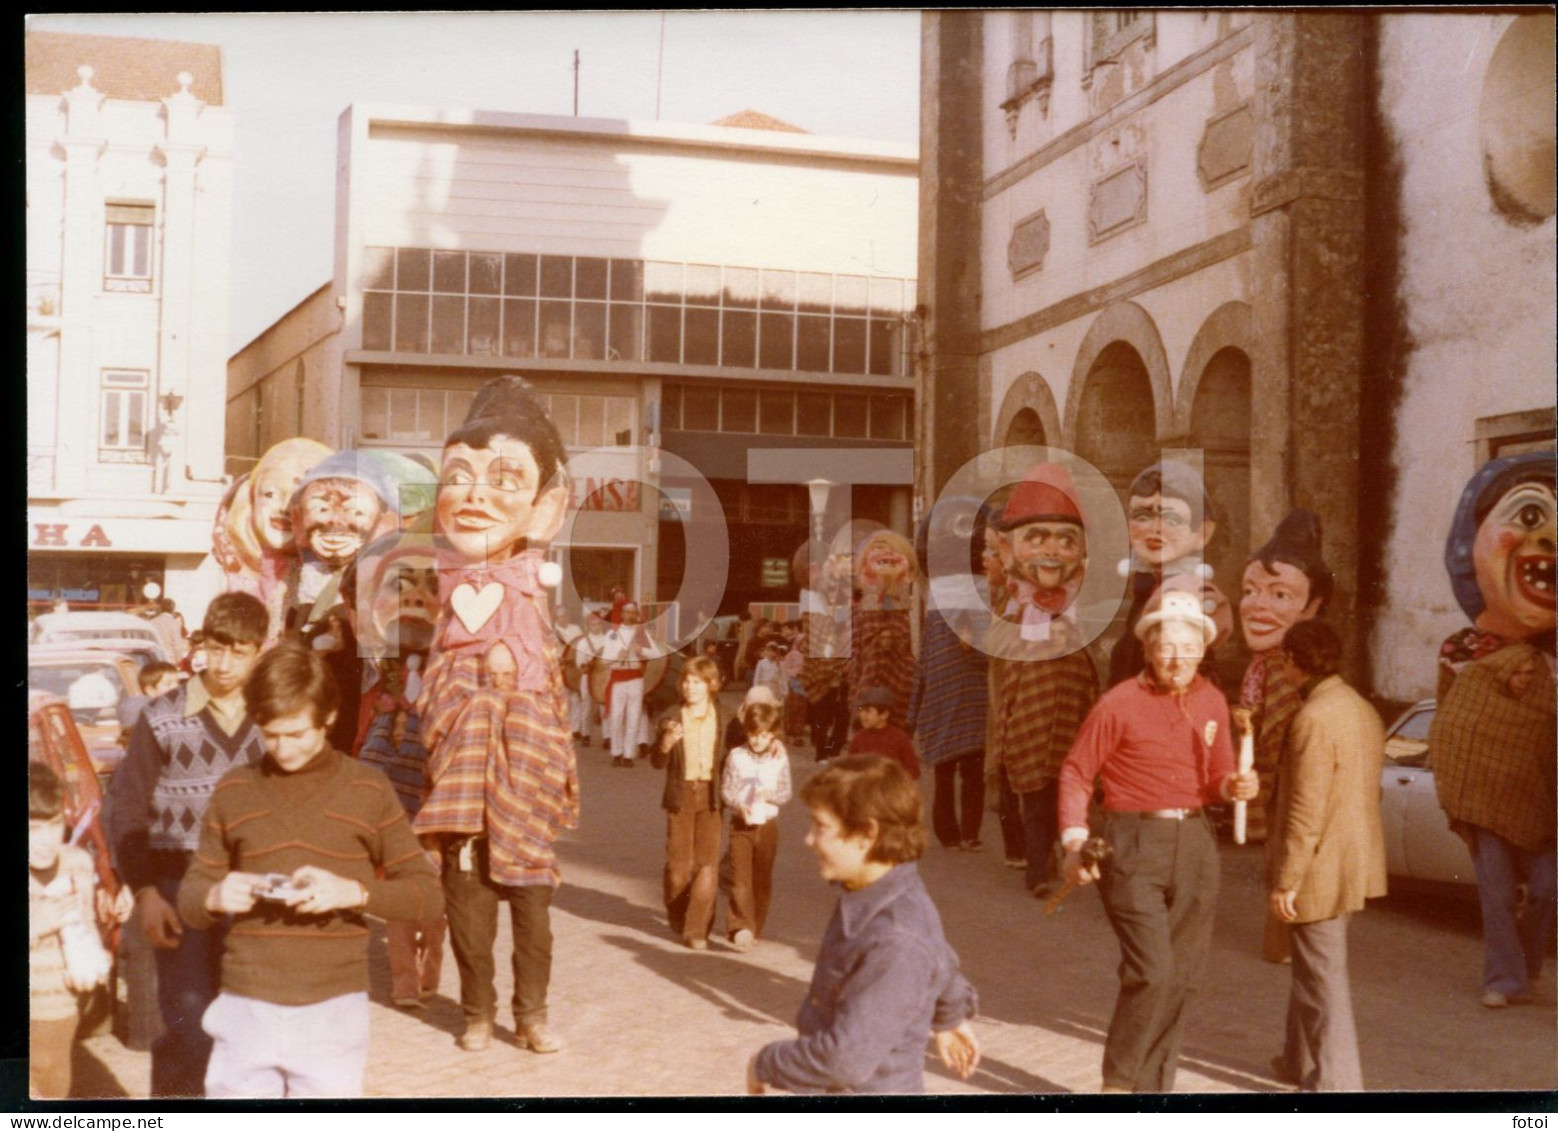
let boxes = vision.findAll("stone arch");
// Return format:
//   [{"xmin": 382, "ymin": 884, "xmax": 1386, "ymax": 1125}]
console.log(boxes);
[
  {"xmin": 992, "ymin": 371, "xmax": 1062, "ymax": 448},
  {"xmin": 1064, "ymin": 301, "xmax": 1173, "ymax": 451},
  {"xmin": 1174, "ymin": 301, "xmax": 1256, "ymax": 436}
]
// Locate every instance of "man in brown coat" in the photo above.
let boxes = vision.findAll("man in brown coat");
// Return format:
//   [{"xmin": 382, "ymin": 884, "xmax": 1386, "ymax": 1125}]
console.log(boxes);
[{"xmin": 1267, "ymin": 620, "xmax": 1387, "ymax": 1092}]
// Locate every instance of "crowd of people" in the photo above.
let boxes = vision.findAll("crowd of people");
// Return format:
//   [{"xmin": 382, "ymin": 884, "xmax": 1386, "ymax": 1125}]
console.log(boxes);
[{"xmin": 28, "ymin": 372, "xmax": 1554, "ymax": 1099}]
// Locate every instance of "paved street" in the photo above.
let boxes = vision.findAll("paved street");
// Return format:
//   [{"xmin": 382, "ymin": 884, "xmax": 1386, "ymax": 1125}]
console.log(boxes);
[{"xmin": 73, "ymin": 689, "xmax": 1558, "ymax": 1100}]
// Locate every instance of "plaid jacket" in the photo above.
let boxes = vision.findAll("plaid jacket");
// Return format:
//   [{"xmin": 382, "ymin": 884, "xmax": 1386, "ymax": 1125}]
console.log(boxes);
[{"xmin": 987, "ymin": 613, "xmax": 1099, "ymax": 794}]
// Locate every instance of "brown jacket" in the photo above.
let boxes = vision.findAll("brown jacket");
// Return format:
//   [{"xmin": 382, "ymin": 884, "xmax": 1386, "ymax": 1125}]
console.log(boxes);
[{"xmin": 1268, "ymin": 675, "xmax": 1388, "ymax": 923}]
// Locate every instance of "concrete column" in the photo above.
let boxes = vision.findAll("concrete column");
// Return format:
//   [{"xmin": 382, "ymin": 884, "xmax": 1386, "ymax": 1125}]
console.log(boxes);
[
  {"xmin": 918, "ymin": 11, "xmax": 985, "ymax": 505},
  {"xmin": 56, "ymin": 67, "xmax": 106, "ymax": 497},
  {"xmin": 156, "ymin": 74, "xmax": 207, "ymax": 493},
  {"xmin": 1249, "ymin": 12, "xmax": 1370, "ymax": 680}
]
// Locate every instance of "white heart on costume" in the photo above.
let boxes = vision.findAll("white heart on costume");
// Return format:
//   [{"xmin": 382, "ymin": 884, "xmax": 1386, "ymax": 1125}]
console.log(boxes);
[{"xmin": 451, "ymin": 582, "xmax": 504, "ymax": 634}]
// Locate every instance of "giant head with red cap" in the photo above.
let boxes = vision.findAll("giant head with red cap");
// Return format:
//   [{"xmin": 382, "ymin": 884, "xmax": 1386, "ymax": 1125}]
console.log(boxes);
[{"xmin": 1000, "ymin": 462, "xmax": 1087, "ymax": 597}]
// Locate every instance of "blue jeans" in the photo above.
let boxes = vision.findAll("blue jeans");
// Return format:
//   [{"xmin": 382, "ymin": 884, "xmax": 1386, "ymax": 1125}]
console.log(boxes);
[
  {"xmin": 1471, "ymin": 827, "xmax": 1556, "ymax": 996},
  {"xmin": 151, "ymin": 875, "xmax": 225, "ymax": 1097}
]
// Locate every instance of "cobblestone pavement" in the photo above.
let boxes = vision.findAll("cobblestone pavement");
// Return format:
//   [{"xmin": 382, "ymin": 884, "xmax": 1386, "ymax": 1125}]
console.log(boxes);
[{"xmin": 72, "ymin": 691, "xmax": 1558, "ymax": 1100}]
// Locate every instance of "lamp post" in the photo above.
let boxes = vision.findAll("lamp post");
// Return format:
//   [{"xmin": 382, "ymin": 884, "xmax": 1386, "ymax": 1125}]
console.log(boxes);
[{"xmin": 805, "ymin": 478, "xmax": 833, "ymax": 548}]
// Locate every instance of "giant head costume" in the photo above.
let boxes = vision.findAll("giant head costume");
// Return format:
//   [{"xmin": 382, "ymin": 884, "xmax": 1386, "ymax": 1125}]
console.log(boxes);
[
  {"xmin": 855, "ymin": 528, "xmax": 916, "ymax": 611},
  {"xmin": 292, "ymin": 451, "xmax": 400, "ymax": 572},
  {"xmin": 1000, "ymin": 461, "xmax": 1087, "ymax": 607},
  {"xmin": 214, "ymin": 437, "xmax": 334, "ymax": 580},
  {"xmin": 1240, "ymin": 509, "xmax": 1331, "ymax": 654},
  {"xmin": 1445, "ymin": 452, "xmax": 1556, "ymax": 642},
  {"xmin": 1125, "ymin": 460, "xmax": 1218, "ymax": 574}
]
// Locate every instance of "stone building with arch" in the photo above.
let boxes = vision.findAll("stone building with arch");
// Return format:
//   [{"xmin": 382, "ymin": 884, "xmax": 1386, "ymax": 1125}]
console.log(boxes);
[{"xmin": 919, "ymin": 10, "xmax": 1554, "ymax": 702}]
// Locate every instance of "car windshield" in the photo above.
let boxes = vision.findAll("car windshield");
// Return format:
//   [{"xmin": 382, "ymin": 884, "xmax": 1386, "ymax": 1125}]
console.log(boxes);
[
  {"xmin": 1393, "ymin": 707, "xmax": 1434, "ymax": 742},
  {"xmin": 29, "ymin": 663, "xmax": 121, "ymax": 704}
]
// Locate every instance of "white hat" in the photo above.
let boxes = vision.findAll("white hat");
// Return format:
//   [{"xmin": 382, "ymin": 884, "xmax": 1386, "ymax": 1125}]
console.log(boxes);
[
  {"xmin": 742, "ymin": 685, "xmax": 781, "ymax": 708},
  {"xmin": 1134, "ymin": 586, "xmax": 1216, "ymax": 647}
]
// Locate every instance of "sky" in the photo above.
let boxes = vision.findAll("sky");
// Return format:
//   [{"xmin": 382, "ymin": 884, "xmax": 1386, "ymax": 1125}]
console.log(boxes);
[{"xmin": 27, "ymin": 11, "xmax": 923, "ymax": 352}]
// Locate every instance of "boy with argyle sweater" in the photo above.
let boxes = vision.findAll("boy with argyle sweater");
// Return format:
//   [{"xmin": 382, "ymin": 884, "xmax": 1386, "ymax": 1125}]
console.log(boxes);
[
  {"xmin": 107, "ymin": 592, "xmax": 270, "ymax": 1097},
  {"xmin": 178, "ymin": 645, "xmax": 442, "ymax": 1098}
]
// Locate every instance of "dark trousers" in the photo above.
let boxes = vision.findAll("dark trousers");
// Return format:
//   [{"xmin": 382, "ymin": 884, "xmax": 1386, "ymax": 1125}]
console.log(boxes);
[
  {"xmin": 1282, "ymin": 914, "xmax": 1363, "ymax": 1091},
  {"xmin": 932, "ymin": 752, "xmax": 986, "ymax": 847},
  {"xmin": 1098, "ymin": 812, "xmax": 1220, "ymax": 1093},
  {"xmin": 665, "ymin": 783, "xmax": 722, "ymax": 943},
  {"xmin": 808, "ymin": 685, "xmax": 851, "ymax": 760},
  {"xmin": 726, "ymin": 817, "xmax": 779, "ymax": 938},
  {"xmin": 996, "ymin": 768, "xmax": 1026, "ymax": 861},
  {"xmin": 1019, "ymin": 781, "xmax": 1060, "ymax": 891},
  {"xmin": 442, "ymin": 841, "xmax": 553, "ymax": 1027},
  {"xmin": 151, "ymin": 875, "xmax": 223, "ymax": 1097}
]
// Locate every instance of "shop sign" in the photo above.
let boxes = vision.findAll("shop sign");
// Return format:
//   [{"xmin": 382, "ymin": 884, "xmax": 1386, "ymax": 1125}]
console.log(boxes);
[
  {"xmin": 760, "ymin": 559, "xmax": 791, "ymax": 588},
  {"xmin": 658, "ymin": 488, "xmax": 693, "ymax": 521}
]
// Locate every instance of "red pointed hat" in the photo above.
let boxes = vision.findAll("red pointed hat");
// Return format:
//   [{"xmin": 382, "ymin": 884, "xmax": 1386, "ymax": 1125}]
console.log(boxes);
[{"xmin": 1001, "ymin": 463, "xmax": 1085, "ymax": 531}]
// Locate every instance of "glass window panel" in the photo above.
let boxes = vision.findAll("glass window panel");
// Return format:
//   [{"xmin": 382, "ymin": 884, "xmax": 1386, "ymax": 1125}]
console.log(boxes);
[
  {"xmin": 394, "ymin": 294, "xmax": 429, "ymax": 352},
  {"xmin": 834, "ymin": 393, "xmax": 868, "ymax": 438},
  {"xmin": 648, "ymin": 306, "xmax": 682, "ymax": 363},
  {"xmin": 446, "ymin": 388, "xmax": 476, "ymax": 430},
  {"xmin": 431, "ymin": 294, "xmax": 465, "ymax": 354},
  {"xmin": 576, "ymin": 395, "xmax": 606, "ymax": 448},
  {"xmin": 868, "ymin": 318, "xmax": 897, "ymax": 376},
  {"xmin": 540, "ymin": 256, "xmax": 573, "ymax": 298},
  {"xmin": 502, "ymin": 299, "xmax": 536, "ymax": 357},
  {"xmin": 362, "ymin": 292, "xmax": 393, "ymax": 351},
  {"xmin": 660, "ymin": 384, "xmax": 681, "ymax": 431},
  {"xmin": 389, "ymin": 389, "xmax": 418, "ymax": 437},
  {"xmin": 833, "ymin": 318, "xmax": 867, "ymax": 374},
  {"xmin": 684, "ymin": 264, "xmax": 720, "ymax": 307},
  {"xmin": 724, "ymin": 266, "xmax": 758, "ymax": 309},
  {"xmin": 102, "ymin": 393, "xmax": 121, "ymax": 447},
  {"xmin": 645, "ymin": 261, "xmax": 683, "ymax": 304},
  {"xmin": 610, "ymin": 259, "xmax": 644, "ymax": 301},
  {"xmin": 606, "ymin": 396, "xmax": 634, "ymax": 446},
  {"xmin": 132, "ymin": 231, "xmax": 150, "ymax": 277},
  {"xmin": 468, "ymin": 297, "xmax": 499, "ymax": 355},
  {"xmin": 540, "ymin": 301, "xmax": 572, "ymax": 358},
  {"xmin": 758, "ymin": 313, "xmax": 793, "ymax": 369},
  {"xmin": 575, "ymin": 257, "xmax": 607, "ymax": 300},
  {"xmin": 469, "ymin": 253, "xmax": 502, "ymax": 295},
  {"xmin": 721, "ymin": 389, "xmax": 756, "ymax": 433},
  {"xmin": 759, "ymin": 390, "xmax": 794, "ymax": 436},
  {"xmin": 682, "ymin": 385, "xmax": 719, "ymax": 431},
  {"xmin": 799, "ymin": 272, "xmax": 833, "ymax": 314},
  {"xmin": 684, "ymin": 308, "xmax": 719, "ymax": 365},
  {"xmin": 397, "ymin": 248, "xmax": 430, "ymax": 292},
  {"xmin": 608, "ymin": 304, "xmax": 642, "ymax": 361},
  {"xmin": 796, "ymin": 315, "xmax": 831, "ymax": 372},
  {"xmin": 796, "ymin": 392, "xmax": 832, "ymax": 437},
  {"xmin": 360, "ymin": 387, "xmax": 388, "ymax": 440},
  {"xmin": 107, "ymin": 225, "xmax": 126, "ymax": 274},
  {"xmin": 124, "ymin": 392, "xmax": 146, "ymax": 446},
  {"xmin": 721, "ymin": 310, "xmax": 756, "ymax": 368},
  {"xmin": 504, "ymin": 253, "xmax": 537, "ymax": 296},
  {"xmin": 834, "ymin": 274, "xmax": 869, "ymax": 316},
  {"xmin": 573, "ymin": 303, "xmax": 606, "ymax": 360},
  {"xmin": 363, "ymin": 246, "xmax": 395, "ymax": 291},
  {"xmin": 433, "ymin": 250, "xmax": 466, "ymax": 294},
  {"xmin": 870, "ymin": 395, "xmax": 906, "ymax": 441},
  {"xmin": 869, "ymin": 277, "xmax": 902, "ymax": 315},
  {"xmin": 550, "ymin": 394, "xmax": 578, "ymax": 447},
  {"xmin": 759, "ymin": 269, "xmax": 795, "ymax": 310}
]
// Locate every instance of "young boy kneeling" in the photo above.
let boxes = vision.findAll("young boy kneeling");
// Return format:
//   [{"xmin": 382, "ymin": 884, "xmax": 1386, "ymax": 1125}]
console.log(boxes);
[
  {"xmin": 178, "ymin": 646, "xmax": 443, "ymax": 1098},
  {"xmin": 747, "ymin": 755, "xmax": 979, "ymax": 1095}
]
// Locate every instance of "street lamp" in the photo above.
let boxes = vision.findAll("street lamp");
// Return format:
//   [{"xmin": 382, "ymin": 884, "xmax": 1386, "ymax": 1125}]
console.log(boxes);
[
  {"xmin": 805, "ymin": 478, "xmax": 833, "ymax": 547},
  {"xmin": 159, "ymin": 389, "xmax": 184, "ymax": 418}
]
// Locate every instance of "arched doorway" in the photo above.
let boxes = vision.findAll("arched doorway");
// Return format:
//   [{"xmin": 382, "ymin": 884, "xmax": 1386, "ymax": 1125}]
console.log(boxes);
[
  {"xmin": 1004, "ymin": 406, "xmax": 1046, "ymax": 446},
  {"xmin": 1073, "ymin": 341, "xmax": 1157, "ymax": 495},
  {"xmin": 1189, "ymin": 345, "xmax": 1252, "ymax": 682}
]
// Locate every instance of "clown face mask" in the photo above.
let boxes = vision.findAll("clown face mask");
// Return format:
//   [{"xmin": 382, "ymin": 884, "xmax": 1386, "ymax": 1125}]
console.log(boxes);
[
  {"xmin": 1128, "ymin": 493, "xmax": 1211, "ymax": 570},
  {"xmin": 296, "ymin": 478, "xmax": 384, "ymax": 570},
  {"xmin": 251, "ymin": 454, "xmax": 321, "ymax": 555},
  {"xmin": 1239, "ymin": 559, "xmax": 1321, "ymax": 652},
  {"xmin": 437, "ymin": 435, "xmax": 567, "ymax": 563},
  {"xmin": 1472, "ymin": 479, "xmax": 1556, "ymax": 638},
  {"xmin": 1008, "ymin": 520, "xmax": 1085, "ymax": 592}
]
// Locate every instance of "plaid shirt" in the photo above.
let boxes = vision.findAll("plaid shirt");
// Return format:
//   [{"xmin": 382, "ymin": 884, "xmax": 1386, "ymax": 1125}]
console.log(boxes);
[
  {"xmin": 1431, "ymin": 644, "xmax": 1557, "ymax": 853},
  {"xmin": 986, "ymin": 613, "xmax": 1099, "ymax": 794}
]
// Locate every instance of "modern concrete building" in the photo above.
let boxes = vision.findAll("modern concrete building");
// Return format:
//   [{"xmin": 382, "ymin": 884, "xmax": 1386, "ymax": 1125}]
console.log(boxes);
[
  {"xmin": 26, "ymin": 31, "xmax": 236, "ymax": 620},
  {"xmin": 229, "ymin": 104, "xmax": 919, "ymax": 616},
  {"xmin": 919, "ymin": 10, "xmax": 1554, "ymax": 701}
]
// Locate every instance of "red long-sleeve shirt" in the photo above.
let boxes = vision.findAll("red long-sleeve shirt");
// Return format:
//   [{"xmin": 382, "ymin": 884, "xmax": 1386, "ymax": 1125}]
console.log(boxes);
[
  {"xmin": 847, "ymin": 723, "xmax": 922, "ymax": 781},
  {"xmin": 1058, "ymin": 674, "xmax": 1234, "ymax": 832}
]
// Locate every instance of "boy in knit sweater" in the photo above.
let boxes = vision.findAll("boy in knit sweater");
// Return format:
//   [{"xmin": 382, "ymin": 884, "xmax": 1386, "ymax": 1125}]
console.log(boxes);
[
  {"xmin": 107, "ymin": 591, "xmax": 270, "ymax": 1097},
  {"xmin": 178, "ymin": 645, "xmax": 442, "ymax": 1098}
]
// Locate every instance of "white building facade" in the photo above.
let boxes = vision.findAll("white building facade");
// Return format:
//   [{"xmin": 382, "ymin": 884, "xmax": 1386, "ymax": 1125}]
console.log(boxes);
[
  {"xmin": 26, "ymin": 32, "xmax": 235, "ymax": 621},
  {"xmin": 229, "ymin": 105, "xmax": 919, "ymax": 615}
]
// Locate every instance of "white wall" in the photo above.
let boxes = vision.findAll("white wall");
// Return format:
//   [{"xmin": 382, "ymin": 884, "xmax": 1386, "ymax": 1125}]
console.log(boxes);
[{"xmin": 1372, "ymin": 13, "xmax": 1557, "ymax": 700}]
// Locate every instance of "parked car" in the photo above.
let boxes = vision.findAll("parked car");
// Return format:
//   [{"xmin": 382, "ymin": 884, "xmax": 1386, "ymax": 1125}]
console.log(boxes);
[
  {"xmin": 1379, "ymin": 699, "xmax": 1476, "ymax": 889},
  {"xmin": 30, "ymin": 611, "xmax": 170, "ymax": 662},
  {"xmin": 29, "ymin": 692, "xmax": 125, "ymax": 1037},
  {"xmin": 27, "ymin": 648, "xmax": 144, "ymax": 777}
]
